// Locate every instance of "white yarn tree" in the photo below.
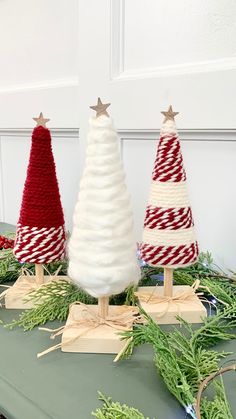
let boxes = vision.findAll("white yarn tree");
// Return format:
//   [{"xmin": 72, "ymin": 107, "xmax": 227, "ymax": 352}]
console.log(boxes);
[{"xmin": 68, "ymin": 98, "xmax": 140, "ymax": 316}]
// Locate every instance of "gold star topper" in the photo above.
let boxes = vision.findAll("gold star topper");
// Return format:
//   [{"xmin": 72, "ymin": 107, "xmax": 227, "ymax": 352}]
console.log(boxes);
[
  {"xmin": 90, "ymin": 97, "xmax": 111, "ymax": 118},
  {"xmin": 33, "ymin": 112, "xmax": 50, "ymax": 127},
  {"xmin": 161, "ymin": 105, "xmax": 179, "ymax": 123}
]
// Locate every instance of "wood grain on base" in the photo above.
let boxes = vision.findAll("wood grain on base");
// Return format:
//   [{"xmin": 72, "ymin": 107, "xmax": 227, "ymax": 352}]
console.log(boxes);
[{"xmin": 61, "ymin": 304, "xmax": 135, "ymax": 354}]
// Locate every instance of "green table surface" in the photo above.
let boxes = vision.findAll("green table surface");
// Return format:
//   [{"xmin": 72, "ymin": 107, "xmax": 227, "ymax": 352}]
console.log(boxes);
[
  {"xmin": 0, "ymin": 224, "xmax": 236, "ymax": 419},
  {"xmin": 0, "ymin": 309, "xmax": 184, "ymax": 419},
  {"xmin": 0, "ymin": 223, "xmax": 15, "ymax": 234},
  {"xmin": 1, "ymin": 307, "xmax": 236, "ymax": 419}
]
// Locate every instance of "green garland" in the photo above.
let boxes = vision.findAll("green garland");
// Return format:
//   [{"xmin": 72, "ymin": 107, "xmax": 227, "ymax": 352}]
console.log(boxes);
[
  {"xmin": 92, "ymin": 392, "xmax": 152, "ymax": 419},
  {"xmin": 4, "ymin": 252, "xmax": 236, "ymax": 331},
  {"xmin": 200, "ymin": 378, "xmax": 233, "ymax": 419},
  {"xmin": 2, "ymin": 249, "xmax": 236, "ymax": 417},
  {"xmin": 5, "ymin": 279, "xmax": 96, "ymax": 330},
  {"xmin": 119, "ymin": 305, "xmax": 236, "ymax": 419},
  {"xmin": 5, "ymin": 279, "xmax": 135, "ymax": 330}
]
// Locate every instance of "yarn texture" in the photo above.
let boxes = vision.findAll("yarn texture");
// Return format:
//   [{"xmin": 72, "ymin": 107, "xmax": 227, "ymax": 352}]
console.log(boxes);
[
  {"xmin": 14, "ymin": 125, "xmax": 66, "ymax": 263},
  {"xmin": 68, "ymin": 115, "xmax": 140, "ymax": 298},
  {"xmin": 140, "ymin": 119, "xmax": 198, "ymax": 268}
]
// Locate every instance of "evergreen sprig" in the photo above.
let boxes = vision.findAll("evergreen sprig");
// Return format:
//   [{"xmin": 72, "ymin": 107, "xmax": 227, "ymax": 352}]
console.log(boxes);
[
  {"xmin": 2, "ymin": 249, "xmax": 236, "ymax": 417},
  {"xmin": 6, "ymin": 280, "xmax": 96, "ymax": 330},
  {"xmin": 92, "ymin": 392, "xmax": 152, "ymax": 419},
  {"xmin": 119, "ymin": 308, "xmax": 236, "ymax": 418},
  {"xmin": 5, "ymin": 280, "xmax": 136, "ymax": 331},
  {"xmin": 201, "ymin": 379, "xmax": 234, "ymax": 419},
  {"xmin": 0, "ymin": 249, "xmax": 22, "ymax": 283}
]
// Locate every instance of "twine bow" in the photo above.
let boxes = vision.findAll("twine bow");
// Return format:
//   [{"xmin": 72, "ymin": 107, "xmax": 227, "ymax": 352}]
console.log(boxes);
[
  {"xmin": 135, "ymin": 279, "xmax": 227, "ymax": 319},
  {"xmin": 135, "ymin": 283, "xmax": 200, "ymax": 319},
  {"xmin": 37, "ymin": 302, "xmax": 140, "ymax": 359},
  {"xmin": 135, "ymin": 280, "xmax": 201, "ymax": 305}
]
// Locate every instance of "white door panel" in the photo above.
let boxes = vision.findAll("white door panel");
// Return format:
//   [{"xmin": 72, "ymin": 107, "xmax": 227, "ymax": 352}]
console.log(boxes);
[{"xmin": 80, "ymin": 0, "xmax": 236, "ymax": 268}]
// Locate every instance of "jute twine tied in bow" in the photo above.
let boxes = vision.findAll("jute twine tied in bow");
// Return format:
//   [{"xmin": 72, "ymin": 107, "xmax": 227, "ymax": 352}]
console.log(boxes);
[
  {"xmin": 134, "ymin": 280, "xmax": 228, "ymax": 319},
  {"xmin": 37, "ymin": 302, "xmax": 141, "ymax": 360}
]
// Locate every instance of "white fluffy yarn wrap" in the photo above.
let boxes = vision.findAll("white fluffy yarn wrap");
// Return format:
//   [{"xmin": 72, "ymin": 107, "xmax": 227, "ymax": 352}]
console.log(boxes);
[{"xmin": 68, "ymin": 116, "xmax": 140, "ymax": 298}]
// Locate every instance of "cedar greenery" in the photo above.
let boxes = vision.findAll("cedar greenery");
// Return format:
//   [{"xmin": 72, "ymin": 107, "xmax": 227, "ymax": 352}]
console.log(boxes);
[
  {"xmin": 2, "ymin": 249, "xmax": 236, "ymax": 417},
  {"xmin": 5, "ymin": 279, "xmax": 96, "ymax": 330},
  {"xmin": 92, "ymin": 392, "xmax": 153, "ymax": 419},
  {"xmin": 119, "ymin": 306, "xmax": 236, "ymax": 418},
  {"xmin": 4, "ymin": 279, "xmax": 135, "ymax": 331},
  {"xmin": 3, "ymin": 251, "xmax": 236, "ymax": 331},
  {"xmin": 0, "ymin": 248, "xmax": 23, "ymax": 283},
  {"xmin": 200, "ymin": 379, "xmax": 234, "ymax": 419}
]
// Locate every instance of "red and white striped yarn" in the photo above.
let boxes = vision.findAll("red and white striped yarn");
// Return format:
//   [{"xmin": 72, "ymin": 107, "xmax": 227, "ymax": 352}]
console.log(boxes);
[
  {"xmin": 144, "ymin": 205, "xmax": 193, "ymax": 230},
  {"xmin": 152, "ymin": 133, "xmax": 186, "ymax": 182},
  {"xmin": 13, "ymin": 224, "xmax": 66, "ymax": 264},
  {"xmin": 140, "ymin": 119, "xmax": 198, "ymax": 268},
  {"xmin": 141, "ymin": 242, "xmax": 198, "ymax": 267}
]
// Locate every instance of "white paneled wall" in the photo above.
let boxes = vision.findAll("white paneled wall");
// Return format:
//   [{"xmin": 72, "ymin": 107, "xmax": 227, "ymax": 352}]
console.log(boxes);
[
  {"xmin": 124, "ymin": 0, "xmax": 236, "ymax": 75},
  {"xmin": 0, "ymin": 0, "xmax": 78, "ymax": 87},
  {"xmin": 0, "ymin": 0, "xmax": 236, "ymax": 271},
  {"xmin": 0, "ymin": 0, "xmax": 78, "ymax": 127}
]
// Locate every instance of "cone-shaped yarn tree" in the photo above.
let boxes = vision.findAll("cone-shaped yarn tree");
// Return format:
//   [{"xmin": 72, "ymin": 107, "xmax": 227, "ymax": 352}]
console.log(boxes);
[
  {"xmin": 13, "ymin": 113, "xmax": 66, "ymax": 283},
  {"xmin": 140, "ymin": 106, "xmax": 198, "ymax": 297},
  {"xmin": 68, "ymin": 99, "xmax": 140, "ymax": 318},
  {"xmin": 37, "ymin": 101, "xmax": 140, "ymax": 356}
]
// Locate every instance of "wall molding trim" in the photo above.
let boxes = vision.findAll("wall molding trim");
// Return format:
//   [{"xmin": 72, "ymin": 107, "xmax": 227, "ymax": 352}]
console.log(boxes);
[
  {"xmin": 119, "ymin": 128, "xmax": 236, "ymax": 142},
  {"xmin": 0, "ymin": 128, "xmax": 79, "ymax": 138},
  {"xmin": 110, "ymin": 0, "xmax": 125, "ymax": 79},
  {"xmin": 110, "ymin": 0, "xmax": 236, "ymax": 80},
  {"xmin": 1, "ymin": 128, "xmax": 234, "ymax": 142},
  {"xmin": 0, "ymin": 137, "xmax": 5, "ymax": 222},
  {"xmin": 113, "ymin": 58, "xmax": 236, "ymax": 81},
  {"xmin": 0, "ymin": 77, "xmax": 78, "ymax": 94}
]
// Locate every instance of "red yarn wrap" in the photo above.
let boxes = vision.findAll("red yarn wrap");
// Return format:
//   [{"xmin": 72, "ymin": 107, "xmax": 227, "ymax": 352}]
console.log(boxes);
[
  {"xmin": 144, "ymin": 205, "xmax": 194, "ymax": 230},
  {"xmin": 140, "ymin": 242, "xmax": 199, "ymax": 267},
  {"xmin": 19, "ymin": 126, "xmax": 64, "ymax": 228},
  {"xmin": 14, "ymin": 126, "xmax": 66, "ymax": 264}
]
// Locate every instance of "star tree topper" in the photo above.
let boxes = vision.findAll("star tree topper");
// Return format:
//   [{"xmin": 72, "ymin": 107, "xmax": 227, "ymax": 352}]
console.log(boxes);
[
  {"xmin": 90, "ymin": 97, "xmax": 111, "ymax": 118},
  {"xmin": 33, "ymin": 112, "xmax": 50, "ymax": 127},
  {"xmin": 161, "ymin": 105, "xmax": 179, "ymax": 123}
]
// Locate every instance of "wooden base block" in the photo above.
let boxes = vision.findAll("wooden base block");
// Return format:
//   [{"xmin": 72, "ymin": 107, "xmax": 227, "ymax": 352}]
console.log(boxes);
[
  {"xmin": 4, "ymin": 275, "xmax": 69, "ymax": 309},
  {"xmin": 138, "ymin": 285, "xmax": 207, "ymax": 324},
  {"xmin": 61, "ymin": 304, "xmax": 134, "ymax": 354}
]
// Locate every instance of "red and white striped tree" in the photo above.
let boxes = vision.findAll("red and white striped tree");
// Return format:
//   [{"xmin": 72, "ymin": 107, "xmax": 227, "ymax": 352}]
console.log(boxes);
[{"xmin": 140, "ymin": 106, "xmax": 198, "ymax": 295}]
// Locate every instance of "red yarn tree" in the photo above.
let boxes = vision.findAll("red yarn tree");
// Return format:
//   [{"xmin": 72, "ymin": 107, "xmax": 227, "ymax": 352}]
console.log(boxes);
[{"xmin": 13, "ymin": 113, "xmax": 66, "ymax": 280}]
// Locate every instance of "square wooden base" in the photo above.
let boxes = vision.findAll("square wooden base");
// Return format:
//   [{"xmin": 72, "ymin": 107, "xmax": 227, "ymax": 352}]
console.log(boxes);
[
  {"xmin": 61, "ymin": 304, "xmax": 135, "ymax": 354},
  {"xmin": 4, "ymin": 275, "xmax": 68, "ymax": 309},
  {"xmin": 138, "ymin": 285, "xmax": 207, "ymax": 324}
]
